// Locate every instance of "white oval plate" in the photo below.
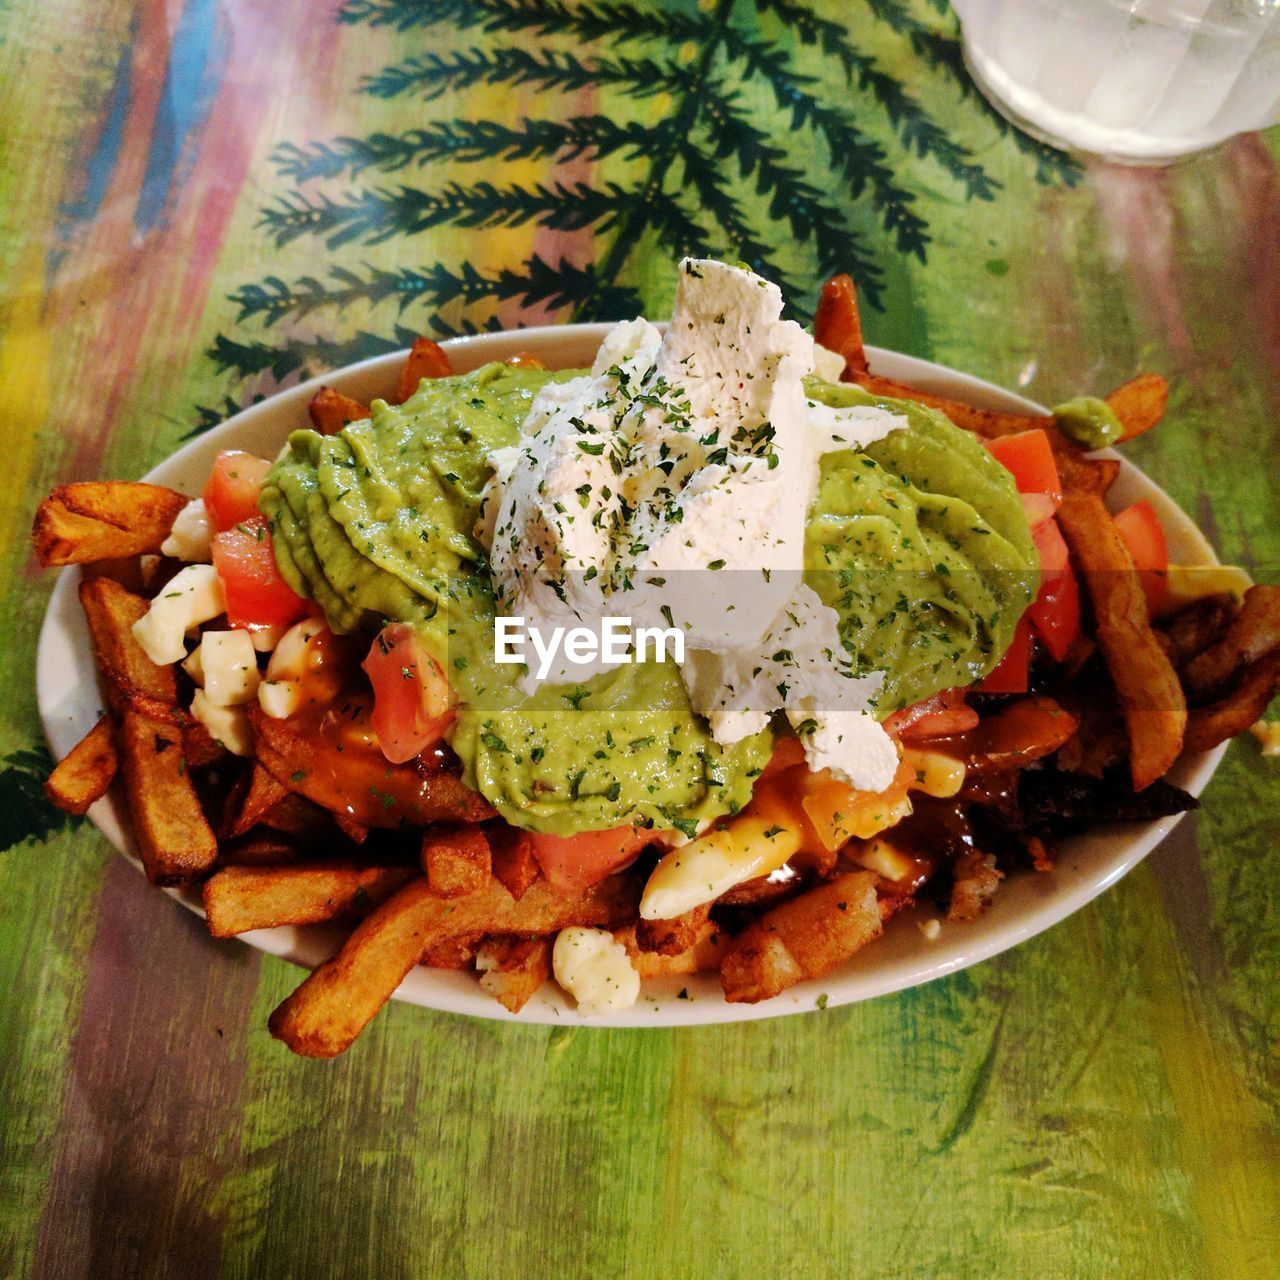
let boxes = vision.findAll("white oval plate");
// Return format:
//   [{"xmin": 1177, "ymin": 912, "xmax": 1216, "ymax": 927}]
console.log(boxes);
[{"xmin": 37, "ymin": 327, "xmax": 1227, "ymax": 1026}]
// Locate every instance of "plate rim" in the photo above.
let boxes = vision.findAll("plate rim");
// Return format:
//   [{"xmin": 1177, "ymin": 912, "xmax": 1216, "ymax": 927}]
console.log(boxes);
[{"xmin": 35, "ymin": 326, "xmax": 1229, "ymax": 1027}]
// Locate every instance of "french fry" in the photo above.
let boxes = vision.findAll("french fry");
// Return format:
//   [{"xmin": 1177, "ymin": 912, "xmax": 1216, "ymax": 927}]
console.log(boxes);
[
  {"xmin": 1184, "ymin": 651, "xmax": 1280, "ymax": 752},
  {"xmin": 395, "ymin": 338, "xmax": 453, "ymax": 403},
  {"xmin": 43, "ymin": 717, "xmax": 117, "ymax": 816},
  {"xmin": 184, "ymin": 721, "xmax": 229, "ymax": 769},
  {"xmin": 308, "ymin": 386, "xmax": 370, "ymax": 435},
  {"xmin": 476, "ymin": 936, "xmax": 551, "ymax": 1012},
  {"xmin": 616, "ymin": 919, "xmax": 727, "ymax": 978},
  {"xmin": 221, "ymin": 832, "xmax": 302, "ymax": 866},
  {"xmin": 269, "ymin": 873, "xmax": 638, "ymax": 1057},
  {"xmin": 635, "ymin": 903, "xmax": 712, "ymax": 955},
  {"xmin": 487, "ymin": 822, "xmax": 541, "ymax": 899},
  {"xmin": 78, "ymin": 577, "xmax": 176, "ymax": 710},
  {"xmin": 117, "ymin": 708, "xmax": 218, "ymax": 885},
  {"xmin": 33, "ymin": 482, "xmax": 187, "ymax": 566},
  {"xmin": 222, "ymin": 762, "xmax": 289, "ymax": 839},
  {"xmin": 1106, "ymin": 373, "xmax": 1168, "ymax": 441},
  {"xmin": 947, "ymin": 850, "xmax": 1004, "ymax": 922},
  {"xmin": 813, "ymin": 274, "xmax": 868, "ymax": 375},
  {"xmin": 1057, "ymin": 491, "xmax": 1187, "ymax": 790},
  {"xmin": 420, "ymin": 824, "xmax": 491, "ymax": 898},
  {"xmin": 252, "ymin": 709, "xmax": 493, "ymax": 827},
  {"xmin": 1156, "ymin": 593, "xmax": 1236, "ymax": 667},
  {"xmin": 204, "ymin": 861, "xmax": 418, "ymax": 937},
  {"xmin": 719, "ymin": 871, "xmax": 884, "ymax": 1003},
  {"xmin": 423, "ymin": 937, "xmax": 481, "ymax": 969},
  {"xmin": 1183, "ymin": 585, "xmax": 1280, "ymax": 699}
]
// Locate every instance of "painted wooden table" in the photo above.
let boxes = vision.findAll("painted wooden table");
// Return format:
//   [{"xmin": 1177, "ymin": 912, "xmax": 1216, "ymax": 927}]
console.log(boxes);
[{"xmin": 1, "ymin": 2, "xmax": 1277, "ymax": 1276}]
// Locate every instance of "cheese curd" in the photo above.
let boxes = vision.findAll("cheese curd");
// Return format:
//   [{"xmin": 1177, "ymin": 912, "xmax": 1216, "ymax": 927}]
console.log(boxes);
[
  {"xmin": 484, "ymin": 259, "xmax": 905, "ymax": 790},
  {"xmin": 552, "ymin": 926, "xmax": 641, "ymax": 1015},
  {"xmin": 159, "ymin": 498, "xmax": 213, "ymax": 562},
  {"xmin": 131, "ymin": 564, "xmax": 226, "ymax": 666},
  {"xmin": 198, "ymin": 630, "xmax": 260, "ymax": 707}
]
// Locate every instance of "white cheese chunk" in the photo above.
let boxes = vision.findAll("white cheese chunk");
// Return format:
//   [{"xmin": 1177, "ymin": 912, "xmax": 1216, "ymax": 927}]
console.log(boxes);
[
  {"xmin": 199, "ymin": 630, "xmax": 260, "ymax": 707},
  {"xmin": 159, "ymin": 498, "xmax": 212, "ymax": 562},
  {"xmin": 552, "ymin": 926, "xmax": 640, "ymax": 1014},
  {"xmin": 131, "ymin": 564, "xmax": 226, "ymax": 666},
  {"xmin": 190, "ymin": 689, "xmax": 253, "ymax": 757},
  {"xmin": 812, "ymin": 342, "xmax": 847, "ymax": 382},
  {"xmin": 258, "ymin": 678, "xmax": 304, "ymax": 720}
]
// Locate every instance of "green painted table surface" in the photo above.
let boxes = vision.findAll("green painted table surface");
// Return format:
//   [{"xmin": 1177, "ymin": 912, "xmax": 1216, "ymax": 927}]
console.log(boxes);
[{"xmin": 1, "ymin": 1, "xmax": 1277, "ymax": 1276}]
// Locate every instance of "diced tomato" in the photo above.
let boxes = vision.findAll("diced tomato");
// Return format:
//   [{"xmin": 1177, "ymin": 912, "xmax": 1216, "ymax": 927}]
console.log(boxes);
[
  {"xmin": 987, "ymin": 429, "xmax": 1062, "ymax": 501},
  {"xmin": 1112, "ymin": 499, "xmax": 1169, "ymax": 613},
  {"xmin": 211, "ymin": 516, "xmax": 308, "ymax": 629},
  {"xmin": 1020, "ymin": 491, "xmax": 1059, "ymax": 529},
  {"xmin": 361, "ymin": 622, "xmax": 455, "ymax": 764},
  {"xmin": 204, "ymin": 451, "xmax": 273, "ymax": 532},
  {"xmin": 528, "ymin": 826, "xmax": 654, "ymax": 895},
  {"xmin": 759, "ymin": 734, "xmax": 807, "ymax": 781},
  {"xmin": 882, "ymin": 688, "xmax": 979, "ymax": 741},
  {"xmin": 976, "ymin": 616, "xmax": 1032, "ymax": 695},
  {"xmin": 1027, "ymin": 517, "xmax": 1081, "ymax": 662}
]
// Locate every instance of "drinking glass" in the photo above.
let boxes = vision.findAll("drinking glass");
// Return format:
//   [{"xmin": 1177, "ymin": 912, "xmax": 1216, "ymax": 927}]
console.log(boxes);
[{"xmin": 951, "ymin": 0, "xmax": 1280, "ymax": 162}]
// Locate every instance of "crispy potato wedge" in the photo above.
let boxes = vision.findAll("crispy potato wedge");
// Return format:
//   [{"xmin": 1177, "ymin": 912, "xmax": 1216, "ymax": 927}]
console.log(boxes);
[
  {"xmin": 1185, "ymin": 651, "xmax": 1280, "ymax": 752},
  {"xmin": 1156, "ymin": 593, "xmax": 1236, "ymax": 668},
  {"xmin": 395, "ymin": 338, "xmax": 453, "ymax": 403},
  {"xmin": 117, "ymin": 709, "xmax": 218, "ymax": 885},
  {"xmin": 78, "ymin": 577, "xmax": 176, "ymax": 709},
  {"xmin": 222, "ymin": 762, "xmax": 290, "ymax": 840},
  {"xmin": 420, "ymin": 824, "xmax": 491, "ymax": 898},
  {"xmin": 476, "ymin": 936, "xmax": 551, "ymax": 1012},
  {"xmin": 184, "ymin": 721, "xmax": 229, "ymax": 769},
  {"xmin": 44, "ymin": 717, "xmax": 117, "ymax": 816},
  {"xmin": 1106, "ymin": 373, "xmax": 1168, "ymax": 441},
  {"xmin": 488, "ymin": 823, "xmax": 540, "ymax": 899},
  {"xmin": 720, "ymin": 871, "xmax": 885, "ymax": 1003},
  {"xmin": 221, "ymin": 832, "xmax": 302, "ymax": 866},
  {"xmin": 813, "ymin": 274, "xmax": 868, "ymax": 375},
  {"xmin": 269, "ymin": 873, "xmax": 638, "ymax": 1057},
  {"xmin": 204, "ymin": 861, "xmax": 418, "ymax": 937},
  {"xmin": 1183, "ymin": 585, "xmax": 1280, "ymax": 700},
  {"xmin": 423, "ymin": 937, "xmax": 482, "ymax": 969},
  {"xmin": 1057, "ymin": 492, "xmax": 1187, "ymax": 790},
  {"xmin": 616, "ymin": 919, "xmax": 728, "ymax": 978},
  {"xmin": 635, "ymin": 903, "xmax": 712, "ymax": 956},
  {"xmin": 33, "ymin": 482, "xmax": 187, "ymax": 566},
  {"xmin": 308, "ymin": 386, "xmax": 370, "ymax": 435},
  {"xmin": 252, "ymin": 709, "xmax": 493, "ymax": 827}
]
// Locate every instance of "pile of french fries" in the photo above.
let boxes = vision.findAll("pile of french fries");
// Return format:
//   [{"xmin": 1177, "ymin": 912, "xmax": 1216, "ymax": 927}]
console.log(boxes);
[{"xmin": 33, "ymin": 289, "xmax": 1280, "ymax": 1058}]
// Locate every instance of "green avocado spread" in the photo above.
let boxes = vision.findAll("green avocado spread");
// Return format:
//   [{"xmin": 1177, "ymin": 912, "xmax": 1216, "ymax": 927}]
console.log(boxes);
[{"xmin": 261, "ymin": 363, "xmax": 1035, "ymax": 835}]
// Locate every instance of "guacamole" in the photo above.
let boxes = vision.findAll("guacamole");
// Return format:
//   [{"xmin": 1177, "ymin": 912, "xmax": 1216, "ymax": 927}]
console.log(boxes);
[{"xmin": 261, "ymin": 363, "xmax": 1036, "ymax": 835}]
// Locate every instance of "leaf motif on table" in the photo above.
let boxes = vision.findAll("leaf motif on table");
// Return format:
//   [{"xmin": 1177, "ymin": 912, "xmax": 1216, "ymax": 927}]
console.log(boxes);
[
  {"xmin": 0, "ymin": 745, "xmax": 77, "ymax": 853},
  {"xmin": 202, "ymin": 0, "xmax": 1081, "ymax": 423}
]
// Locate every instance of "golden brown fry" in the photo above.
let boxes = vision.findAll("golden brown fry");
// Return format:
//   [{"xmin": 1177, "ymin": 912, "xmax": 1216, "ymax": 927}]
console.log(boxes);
[
  {"xmin": 221, "ymin": 832, "xmax": 302, "ymax": 866},
  {"xmin": 423, "ymin": 937, "xmax": 482, "ymax": 969},
  {"xmin": 252, "ymin": 709, "xmax": 493, "ymax": 827},
  {"xmin": 635, "ymin": 903, "xmax": 711, "ymax": 956},
  {"xmin": 947, "ymin": 850, "xmax": 1004, "ymax": 922},
  {"xmin": 78, "ymin": 577, "xmax": 176, "ymax": 709},
  {"xmin": 849, "ymin": 370, "xmax": 1051, "ymax": 436},
  {"xmin": 1185, "ymin": 651, "xmax": 1280, "ymax": 752},
  {"xmin": 184, "ymin": 721, "xmax": 229, "ymax": 769},
  {"xmin": 476, "ymin": 936, "xmax": 551, "ymax": 1012},
  {"xmin": 204, "ymin": 861, "xmax": 418, "ymax": 937},
  {"xmin": 488, "ymin": 822, "xmax": 541, "ymax": 899},
  {"xmin": 1106, "ymin": 373, "xmax": 1168, "ymax": 441},
  {"xmin": 44, "ymin": 717, "xmax": 117, "ymax": 816},
  {"xmin": 269, "ymin": 873, "xmax": 638, "ymax": 1057},
  {"xmin": 720, "ymin": 871, "xmax": 884, "ymax": 1003},
  {"xmin": 616, "ymin": 919, "xmax": 728, "ymax": 979},
  {"xmin": 1183, "ymin": 585, "xmax": 1280, "ymax": 699},
  {"xmin": 420, "ymin": 824, "xmax": 491, "ymax": 898},
  {"xmin": 308, "ymin": 386, "xmax": 370, "ymax": 435},
  {"xmin": 1156, "ymin": 593, "xmax": 1236, "ymax": 668},
  {"xmin": 33, "ymin": 482, "xmax": 187, "ymax": 566},
  {"xmin": 395, "ymin": 338, "xmax": 453, "ymax": 403},
  {"xmin": 813, "ymin": 274, "xmax": 868, "ymax": 375},
  {"xmin": 1057, "ymin": 491, "xmax": 1187, "ymax": 790},
  {"xmin": 117, "ymin": 709, "xmax": 218, "ymax": 885},
  {"xmin": 222, "ymin": 762, "xmax": 290, "ymax": 839}
]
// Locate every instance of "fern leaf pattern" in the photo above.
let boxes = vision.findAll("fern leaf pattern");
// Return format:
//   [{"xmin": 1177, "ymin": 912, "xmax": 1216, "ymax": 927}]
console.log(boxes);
[{"xmin": 207, "ymin": 0, "xmax": 1081, "ymax": 428}]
